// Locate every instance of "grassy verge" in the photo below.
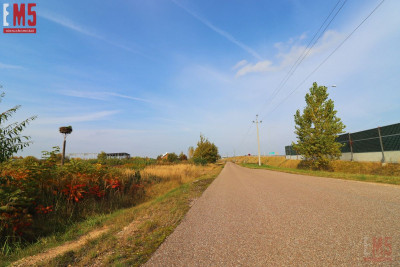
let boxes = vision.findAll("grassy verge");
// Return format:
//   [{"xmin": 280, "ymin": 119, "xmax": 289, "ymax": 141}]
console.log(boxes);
[
  {"xmin": 0, "ymin": 213, "xmax": 109, "ymax": 266},
  {"xmin": 3, "ymin": 164, "xmax": 223, "ymax": 267},
  {"xmin": 241, "ymin": 163, "xmax": 400, "ymax": 185}
]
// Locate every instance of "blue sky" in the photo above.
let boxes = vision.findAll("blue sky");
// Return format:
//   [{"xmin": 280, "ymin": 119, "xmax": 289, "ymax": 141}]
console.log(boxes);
[{"xmin": 1, "ymin": 0, "xmax": 399, "ymax": 158}]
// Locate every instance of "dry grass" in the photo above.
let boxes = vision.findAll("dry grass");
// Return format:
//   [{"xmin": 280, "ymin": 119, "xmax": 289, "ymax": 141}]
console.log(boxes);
[
  {"xmin": 223, "ymin": 156, "xmax": 300, "ymax": 169},
  {"xmin": 222, "ymin": 156, "xmax": 400, "ymax": 177},
  {"xmin": 3, "ymin": 163, "xmax": 220, "ymax": 267},
  {"xmin": 39, "ymin": 164, "xmax": 223, "ymax": 267},
  {"xmin": 330, "ymin": 160, "xmax": 400, "ymax": 176},
  {"xmin": 131, "ymin": 164, "xmax": 216, "ymax": 198},
  {"xmin": 140, "ymin": 164, "xmax": 213, "ymax": 183}
]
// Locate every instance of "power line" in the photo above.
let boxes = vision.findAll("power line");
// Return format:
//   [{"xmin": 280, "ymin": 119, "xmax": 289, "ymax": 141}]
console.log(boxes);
[
  {"xmin": 261, "ymin": 0, "xmax": 386, "ymax": 121},
  {"xmin": 257, "ymin": 0, "xmax": 347, "ymax": 115},
  {"xmin": 234, "ymin": 0, "xmax": 346, "ymax": 154},
  {"xmin": 270, "ymin": 0, "xmax": 347, "ymax": 100}
]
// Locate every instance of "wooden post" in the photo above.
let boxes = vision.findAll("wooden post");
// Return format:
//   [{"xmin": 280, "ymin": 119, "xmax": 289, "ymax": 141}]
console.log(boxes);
[
  {"xmin": 348, "ymin": 133, "xmax": 353, "ymax": 161},
  {"xmin": 61, "ymin": 135, "xmax": 66, "ymax": 165},
  {"xmin": 377, "ymin": 127, "xmax": 385, "ymax": 163}
]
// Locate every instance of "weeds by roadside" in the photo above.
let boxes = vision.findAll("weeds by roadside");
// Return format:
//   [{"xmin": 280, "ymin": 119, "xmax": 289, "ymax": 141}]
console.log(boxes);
[
  {"xmin": 1, "ymin": 162, "xmax": 222, "ymax": 266},
  {"xmin": 0, "ymin": 153, "xmax": 145, "ymax": 257}
]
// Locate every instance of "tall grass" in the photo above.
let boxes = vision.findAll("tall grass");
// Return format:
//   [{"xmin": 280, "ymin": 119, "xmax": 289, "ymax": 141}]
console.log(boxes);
[
  {"xmin": 136, "ymin": 164, "xmax": 216, "ymax": 198},
  {"xmin": 1, "ymin": 162, "xmax": 220, "ymax": 265},
  {"xmin": 0, "ymin": 160, "xmax": 217, "ymax": 261}
]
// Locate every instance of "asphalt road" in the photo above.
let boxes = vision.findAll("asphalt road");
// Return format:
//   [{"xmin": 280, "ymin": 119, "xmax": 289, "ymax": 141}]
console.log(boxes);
[{"xmin": 145, "ymin": 162, "xmax": 400, "ymax": 266}]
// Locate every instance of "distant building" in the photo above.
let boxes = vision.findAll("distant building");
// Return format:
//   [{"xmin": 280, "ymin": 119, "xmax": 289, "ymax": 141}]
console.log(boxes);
[
  {"xmin": 162, "ymin": 152, "xmax": 169, "ymax": 159},
  {"xmin": 106, "ymin": 152, "xmax": 130, "ymax": 159},
  {"xmin": 67, "ymin": 152, "xmax": 131, "ymax": 160}
]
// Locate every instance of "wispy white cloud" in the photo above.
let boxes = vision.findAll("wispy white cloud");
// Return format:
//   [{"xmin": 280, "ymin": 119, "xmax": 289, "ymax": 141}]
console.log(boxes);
[
  {"xmin": 38, "ymin": 110, "xmax": 120, "ymax": 124},
  {"xmin": 232, "ymin": 60, "xmax": 248, "ymax": 70},
  {"xmin": 235, "ymin": 60, "xmax": 276, "ymax": 77},
  {"xmin": 107, "ymin": 92, "xmax": 153, "ymax": 104},
  {"xmin": 0, "ymin": 62, "xmax": 23, "ymax": 69},
  {"xmin": 235, "ymin": 30, "xmax": 343, "ymax": 77},
  {"xmin": 59, "ymin": 90, "xmax": 108, "ymax": 101},
  {"xmin": 59, "ymin": 90, "xmax": 153, "ymax": 104},
  {"xmin": 40, "ymin": 11, "xmax": 100, "ymax": 38},
  {"xmin": 171, "ymin": 0, "xmax": 262, "ymax": 60},
  {"xmin": 276, "ymin": 30, "xmax": 343, "ymax": 68},
  {"xmin": 40, "ymin": 11, "xmax": 140, "ymax": 54}
]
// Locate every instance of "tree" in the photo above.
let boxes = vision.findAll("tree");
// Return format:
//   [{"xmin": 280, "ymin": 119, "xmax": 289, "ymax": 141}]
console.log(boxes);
[
  {"xmin": 188, "ymin": 146, "xmax": 194, "ymax": 159},
  {"xmin": 59, "ymin": 126, "xmax": 73, "ymax": 165},
  {"xmin": 293, "ymin": 82, "xmax": 345, "ymax": 170},
  {"xmin": 179, "ymin": 152, "xmax": 188, "ymax": 161},
  {"xmin": 166, "ymin": 152, "xmax": 178, "ymax": 163},
  {"xmin": 193, "ymin": 134, "xmax": 220, "ymax": 163},
  {"xmin": 0, "ymin": 92, "xmax": 36, "ymax": 163}
]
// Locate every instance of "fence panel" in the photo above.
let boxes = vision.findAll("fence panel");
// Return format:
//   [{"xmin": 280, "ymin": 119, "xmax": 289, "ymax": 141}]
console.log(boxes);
[{"xmin": 285, "ymin": 122, "xmax": 400, "ymax": 162}]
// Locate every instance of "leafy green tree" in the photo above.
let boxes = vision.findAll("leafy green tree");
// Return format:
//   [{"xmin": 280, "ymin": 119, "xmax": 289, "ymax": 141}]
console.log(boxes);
[
  {"xmin": 193, "ymin": 134, "xmax": 220, "ymax": 163},
  {"xmin": 166, "ymin": 152, "xmax": 178, "ymax": 163},
  {"xmin": 292, "ymin": 82, "xmax": 345, "ymax": 170},
  {"xmin": 0, "ymin": 92, "xmax": 36, "ymax": 163}
]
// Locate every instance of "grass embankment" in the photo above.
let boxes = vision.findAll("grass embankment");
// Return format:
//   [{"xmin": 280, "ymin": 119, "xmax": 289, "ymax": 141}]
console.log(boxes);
[
  {"xmin": 223, "ymin": 156, "xmax": 400, "ymax": 185},
  {"xmin": 2, "ymin": 163, "xmax": 222, "ymax": 266}
]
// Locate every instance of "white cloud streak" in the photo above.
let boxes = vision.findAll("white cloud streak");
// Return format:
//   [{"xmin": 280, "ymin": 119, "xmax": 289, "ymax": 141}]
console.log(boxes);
[
  {"xmin": 38, "ymin": 110, "xmax": 120, "ymax": 124},
  {"xmin": 235, "ymin": 30, "xmax": 343, "ymax": 77},
  {"xmin": 235, "ymin": 60, "xmax": 276, "ymax": 77},
  {"xmin": 40, "ymin": 11, "xmax": 100, "ymax": 38},
  {"xmin": 171, "ymin": 0, "xmax": 262, "ymax": 60},
  {"xmin": 59, "ymin": 90, "xmax": 153, "ymax": 104},
  {"xmin": 107, "ymin": 92, "xmax": 153, "ymax": 104},
  {"xmin": 232, "ymin": 60, "xmax": 248, "ymax": 70},
  {"xmin": 40, "ymin": 11, "xmax": 139, "ymax": 54},
  {"xmin": 0, "ymin": 62, "xmax": 23, "ymax": 69}
]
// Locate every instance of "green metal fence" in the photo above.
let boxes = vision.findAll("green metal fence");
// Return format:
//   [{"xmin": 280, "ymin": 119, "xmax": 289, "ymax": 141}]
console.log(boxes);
[
  {"xmin": 285, "ymin": 122, "xmax": 400, "ymax": 161},
  {"xmin": 285, "ymin": 145, "xmax": 298, "ymax": 156}
]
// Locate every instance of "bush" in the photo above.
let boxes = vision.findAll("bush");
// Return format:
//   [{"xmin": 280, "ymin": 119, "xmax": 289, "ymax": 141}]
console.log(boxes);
[
  {"xmin": 192, "ymin": 157, "xmax": 208, "ymax": 166},
  {"xmin": 97, "ymin": 151, "xmax": 107, "ymax": 164},
  {"xmin": 0, "ymin": 149, "xmax": 145, "ymax": 251}
]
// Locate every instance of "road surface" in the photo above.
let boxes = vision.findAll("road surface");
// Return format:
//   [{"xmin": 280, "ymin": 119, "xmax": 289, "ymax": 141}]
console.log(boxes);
[{"xmin": 145, "ymin": 162, "xmax": 400, "ymax": 266}]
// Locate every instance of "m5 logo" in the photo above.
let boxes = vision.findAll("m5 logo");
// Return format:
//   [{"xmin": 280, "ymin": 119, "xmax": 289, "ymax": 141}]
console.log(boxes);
[{"xmin": 3, "ymin": 3, "xmax": 37, "ymax": 33}]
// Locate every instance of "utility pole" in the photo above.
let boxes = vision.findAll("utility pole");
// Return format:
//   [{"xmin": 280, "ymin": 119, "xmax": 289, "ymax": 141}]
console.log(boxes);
[{"xmin": 252, "ymin": 115, "xmax": 262, "ymax": 166}]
